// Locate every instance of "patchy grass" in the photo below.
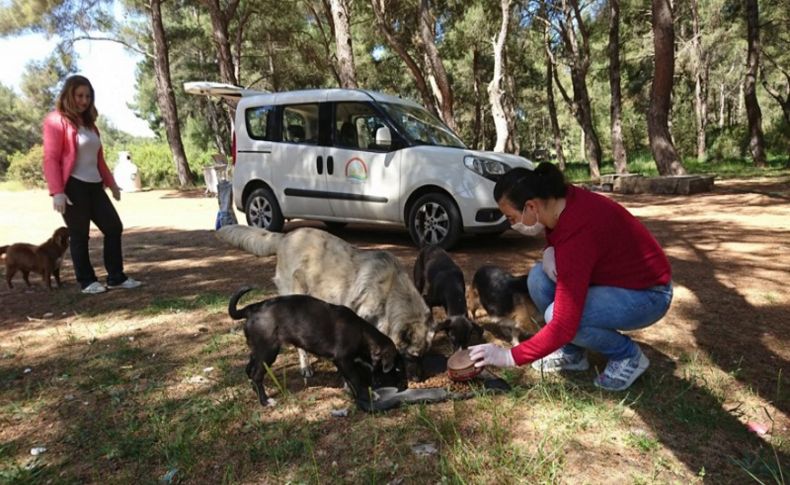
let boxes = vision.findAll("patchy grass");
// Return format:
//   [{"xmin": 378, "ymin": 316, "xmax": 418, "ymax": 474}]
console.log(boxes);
[
  {"xmin": 2, "ymin": 307, "xmax": 785, "ymax": 484},
  {"xmin": 1, "ymin": 182, "xmax": 788, "ymax": 483}
]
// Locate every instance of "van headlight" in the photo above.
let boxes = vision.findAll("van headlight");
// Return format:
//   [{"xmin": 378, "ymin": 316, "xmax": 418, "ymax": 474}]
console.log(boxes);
[{"xmin": 464, "ymin": 156, "xmax": 511, "ymax": 182}]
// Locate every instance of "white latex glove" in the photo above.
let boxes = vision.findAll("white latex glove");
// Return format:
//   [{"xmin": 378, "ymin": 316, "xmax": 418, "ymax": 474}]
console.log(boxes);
[
  {"xmin": 542, "ymin": 246, "xmax": 557, "ymax": 282},
  {"xmin": 110, "ymin": 185, "xmax": 121, "ymax": 201},
  {"xmin": 52, "ymin": 193, "xmax": 73, "ymax": 214},
  {"xmin": 469, "ymin": 343, "xmax": 516, "ymax": 368}
]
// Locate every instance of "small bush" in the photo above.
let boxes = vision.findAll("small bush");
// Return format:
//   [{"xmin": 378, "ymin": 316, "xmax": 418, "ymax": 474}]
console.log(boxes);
[
  {"xmin": 708, "ymin": 126, "xmax": 748, "ymax": 160},
  {"xmin": 7, "ymin": 145, "xmax": 45, "ymax": 189}
]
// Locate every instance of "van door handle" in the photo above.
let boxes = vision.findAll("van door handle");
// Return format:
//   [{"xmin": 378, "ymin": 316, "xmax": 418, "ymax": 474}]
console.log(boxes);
[
  {"xmin": 327, "ymin": 156, "xmax": 334, "ymax": 175},
  {"xmin": 317, "ymin": 156, "xmax": 323, "ymax": 174}
]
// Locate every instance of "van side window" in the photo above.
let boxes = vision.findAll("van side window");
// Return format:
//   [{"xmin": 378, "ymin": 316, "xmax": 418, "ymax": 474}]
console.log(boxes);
[
  {"xmin": 334, "ymin": 102, "xmax": 392, "ymax": 151},
  {"xmin": 282, "ymin": 104, "xmax": 319, "ymax": 144},
  {"xmin": 246, "ymin": 106, "xmax": 274, "ymax": 140}
]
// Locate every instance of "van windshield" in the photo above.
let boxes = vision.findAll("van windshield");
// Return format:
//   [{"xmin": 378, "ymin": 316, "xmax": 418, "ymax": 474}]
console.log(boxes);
[{"xmin": 380, "ymin": 102, "xmax": 466, "ymax": 149}]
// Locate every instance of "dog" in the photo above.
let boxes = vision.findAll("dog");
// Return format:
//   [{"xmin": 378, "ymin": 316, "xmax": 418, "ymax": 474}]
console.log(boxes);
[
  {"xmin": 413, "ymin": 245, "xmax": 483, "ymax": 350},
  {"xmin": 466, "ymin": 265, "xmax": 543, "ymax": 345},
  {"xmin": 229, "ymin": 287, "xmax": 407, "ymax": 407},
  {"xmin": 2, "ymin": 227, "xmax": 69, "ymax": 290},
  {"xmin": 216, "ymin": 225, "xmax": 433, "ymax": 381}
]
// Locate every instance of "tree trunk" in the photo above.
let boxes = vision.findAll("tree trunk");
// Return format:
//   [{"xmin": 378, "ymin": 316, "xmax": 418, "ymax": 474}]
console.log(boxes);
[
  {"xmin": 472, "ymin": 49, "xmax": 483, "ymax": 150},
  {"xmin": 608, "ymin": 0, "xmax": 627, "ymax": 173},
  {"xmin": 149, "ymin": 0, "xmax": 194, "ymax": 187},
  {"xmin": 489, "ymin": 0, "xmax": 516, "ymax": 153},
  {"xmin": 542, "ymin": 12, "xmax": 565, "ymax": 170},
  {"xmin": 306, "ymin": 1, "xmax": 342, "ymax": 87},
  {"xmin": 202, "ymin": 0, "xmax": 239, "ymax": 86},
  {"xmin": 744, "ymin": 0, "xmax": 766, "ymax": 167},
  {"xmin": 370, "ymin": 0, "xmax": 437, "ymax": 116},
  {"xmin": 759, "ymin": 54, "xmax": 790, "ymax": 129},
  {"xmin": 691, "ymin": 0, "xmax": 707, "ymax": 161},
  {"xmin": 329, "ymin": 0, "xmax": 358, "ymax": 88},
  {"xmin": 719, "ymin": 80, "xmax": 725, "ymax": 128},
  {"xmin": 418, "ymin": 0, "xmax": 457, "ymax": 132},
  {"xmin": 552, "ymin": 0, "xmax": 601, "ymax": 178},
  {"xmin": 648, "ymin": 0, "xmax": 685, "ymax": 175}
]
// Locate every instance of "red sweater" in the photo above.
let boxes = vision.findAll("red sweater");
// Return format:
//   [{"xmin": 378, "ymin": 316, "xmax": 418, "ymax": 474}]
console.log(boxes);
[{"xmin": 510, "ymin": 185, "xmax": 671, "ymax": 366}]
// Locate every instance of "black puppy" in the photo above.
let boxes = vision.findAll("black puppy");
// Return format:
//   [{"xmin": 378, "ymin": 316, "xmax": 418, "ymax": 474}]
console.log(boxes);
[
  {"xmin": 467, "ymin": 265, "xmax": 542, "ymax": 345},
  {"xmin": 229, "ymin": 287, "xmax": 407, "ymax": 407},
  {"xmin": 413, "ymin": 245, "xmax": 483, "ymax": 350}
]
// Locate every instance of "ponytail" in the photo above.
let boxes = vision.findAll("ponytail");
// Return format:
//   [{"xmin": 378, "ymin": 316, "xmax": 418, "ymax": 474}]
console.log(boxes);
[{"xmin": 493, "ymin": 162, "xmax": 567, "ymax": 208}]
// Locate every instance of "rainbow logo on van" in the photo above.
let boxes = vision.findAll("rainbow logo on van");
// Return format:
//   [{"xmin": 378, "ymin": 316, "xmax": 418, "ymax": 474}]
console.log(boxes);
[{"xmin": 345, "ymin": 157, "xmax": 368, "ymax": 183}]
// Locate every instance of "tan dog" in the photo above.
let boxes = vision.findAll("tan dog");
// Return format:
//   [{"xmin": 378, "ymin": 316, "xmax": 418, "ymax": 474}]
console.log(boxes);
[
  {"xmin": 466, "ymin": 265, "xmax": 543, "ymax": 345},
  {"xmin": 216, "ymin": 225, "xmax": 434, "ymax": 380},
  {"xmin": 2, "ymin": 227, "xmax": 70, "ymax": 290}
]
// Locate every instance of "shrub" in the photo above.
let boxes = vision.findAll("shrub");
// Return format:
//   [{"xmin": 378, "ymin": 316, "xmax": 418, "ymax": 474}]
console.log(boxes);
[{"xmin": 7, "ymin": 145, "xmax": 45, "ymax": 189}]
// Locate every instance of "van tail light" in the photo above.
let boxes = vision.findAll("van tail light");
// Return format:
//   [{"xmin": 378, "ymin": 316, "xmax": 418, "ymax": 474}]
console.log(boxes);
[{"xmin": 231, "ymin": 131, "xmax": 237, "ymax": 165}]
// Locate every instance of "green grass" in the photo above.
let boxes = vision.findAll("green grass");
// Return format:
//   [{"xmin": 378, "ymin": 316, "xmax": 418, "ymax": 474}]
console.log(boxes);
[
  {"xmin": 1, "ymin": 309, "xmax": 787, "ymax": 483},
  {"xmin": 562, "ymin": 153, "xmax": 789, "ymax": 183}
]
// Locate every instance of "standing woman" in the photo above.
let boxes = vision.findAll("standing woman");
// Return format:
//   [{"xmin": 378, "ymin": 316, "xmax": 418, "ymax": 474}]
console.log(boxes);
[
  {"xmin": 469, "ymin": 163, "xmax": 672, "ymax": 391},
  {"xmin": 42, "ymin": 75, "xmax": 141, "ymax": 294}
]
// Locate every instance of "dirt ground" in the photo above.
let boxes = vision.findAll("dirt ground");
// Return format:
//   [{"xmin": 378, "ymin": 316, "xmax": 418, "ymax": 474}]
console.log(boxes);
[{"xmin": 1, "ymin": 177, "xmax": 788, "ymax": 483}]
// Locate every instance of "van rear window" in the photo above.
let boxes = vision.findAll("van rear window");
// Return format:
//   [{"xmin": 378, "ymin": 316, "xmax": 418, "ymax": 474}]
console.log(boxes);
[{"xmin": 245, "ymin": 106, "xmax": 274, "ymax": 140}]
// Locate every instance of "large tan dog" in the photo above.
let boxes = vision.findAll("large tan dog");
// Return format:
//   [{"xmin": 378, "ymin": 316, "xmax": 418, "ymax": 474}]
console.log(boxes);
[{"xmin": 216, "ymin": 225, "xmax": 434, "ymax": 380}]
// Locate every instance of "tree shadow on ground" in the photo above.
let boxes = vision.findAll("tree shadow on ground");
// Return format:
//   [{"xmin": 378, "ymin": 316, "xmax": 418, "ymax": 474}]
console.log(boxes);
[
  {"xmin": 647, "ymin": 218, "xmax": 789, "ymax": 417},
  {"xmin": 597, "ymin": 345, "xmax": 789, "ymax": 484}
]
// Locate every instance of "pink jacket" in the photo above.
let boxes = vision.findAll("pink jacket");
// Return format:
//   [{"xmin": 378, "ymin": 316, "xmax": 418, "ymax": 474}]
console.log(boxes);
[{"xmin": 42, "ymin": 111, "xmax": 116, "ymax": 196}]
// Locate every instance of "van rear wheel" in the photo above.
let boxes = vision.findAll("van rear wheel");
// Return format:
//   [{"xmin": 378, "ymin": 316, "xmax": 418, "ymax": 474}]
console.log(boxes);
[
  {"xmin": 407, "ymin": 193, "xmax": 462, "ymax": 249},
  {"xmin": 245, "ymin": 187, "xmax": 284, "ymax": 231}
]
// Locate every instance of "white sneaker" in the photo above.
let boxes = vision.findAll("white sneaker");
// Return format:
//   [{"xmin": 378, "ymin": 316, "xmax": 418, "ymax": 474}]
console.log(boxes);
[
  {"xmin": 107, "ymin": 278, "xmax": 142, "ymax": 290},
  {"xmin": 81, "ymin": 281, "xmax": 107, "ymax": 294},
  {"xmin": 531, "ymin": 348, "xmax": 589, "ymax": 372},
  {"xmin": 593, "ymin": 345, "xmax": 650, "ymax": 391}
]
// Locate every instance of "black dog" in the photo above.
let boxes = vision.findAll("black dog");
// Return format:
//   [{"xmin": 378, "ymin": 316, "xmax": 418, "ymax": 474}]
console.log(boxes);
[
  {"xmin": 413, "ymin": 245, "xmax": 483, "ymax": 350},
  {"xmin": 229, "ymin": 287, "xmax": 407, "ymax": 407},
  {"xmin": 467, "ymin": 265, "xmax": 542, "ymax": 345}
]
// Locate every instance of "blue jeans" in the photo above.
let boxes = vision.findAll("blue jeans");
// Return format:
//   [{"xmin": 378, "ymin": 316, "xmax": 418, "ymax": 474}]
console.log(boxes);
[{"xmin": 527, "ymin": 263, "xmax": 673, "ymax": 361}]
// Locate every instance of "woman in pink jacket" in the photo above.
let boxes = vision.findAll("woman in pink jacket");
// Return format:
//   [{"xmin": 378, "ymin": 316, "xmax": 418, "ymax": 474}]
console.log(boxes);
[{"xmin": 43, "ymin": 75, "xmax": 141, "ymax": 294}]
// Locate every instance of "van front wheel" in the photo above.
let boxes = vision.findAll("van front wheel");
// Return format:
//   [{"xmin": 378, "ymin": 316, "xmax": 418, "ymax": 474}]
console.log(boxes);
[
  {"xmin": 245, "ymin": 187, "xmax": 284, "ymax": 232},
  {"xmin": 407, "ymin": 193, "xmax": 462, "ymax": 249}
]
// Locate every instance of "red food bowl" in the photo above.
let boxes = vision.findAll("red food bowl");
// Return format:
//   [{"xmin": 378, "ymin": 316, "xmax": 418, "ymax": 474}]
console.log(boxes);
[{"xmin": 447, "ymin": 348, "xmax": 483, "ymax": 382}]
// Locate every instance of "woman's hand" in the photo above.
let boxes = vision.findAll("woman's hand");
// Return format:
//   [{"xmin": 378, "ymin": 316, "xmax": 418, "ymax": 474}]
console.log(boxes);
[
  {"xmin": 543, "ymin": 246, "xmax": 557, "ymax": 282},
  {"xmin": 469, "ymin": 343, "xmax": 515, "ymax": 368},
  {"xmin": 110, "ymin": 185, "xmax": 121, "ymax": 201},
  {"xmin": 52, "ymin": 193, "xmax": 72, "ymax": 214}
]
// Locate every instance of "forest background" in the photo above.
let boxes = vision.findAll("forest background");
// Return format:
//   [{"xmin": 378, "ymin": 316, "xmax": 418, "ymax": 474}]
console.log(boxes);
[{"xmin": 0, "ymin": 0, "xmax": 788, "ymax": 188}]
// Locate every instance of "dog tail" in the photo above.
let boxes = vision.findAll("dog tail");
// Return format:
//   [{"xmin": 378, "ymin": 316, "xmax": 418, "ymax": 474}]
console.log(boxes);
[
  {"xmin": 216, "ymin": 225, "xmax": 284, "ymax": 257},
  {"xmin": 229, "ymin": 286, "xmax": 254, "ymax": 320}
]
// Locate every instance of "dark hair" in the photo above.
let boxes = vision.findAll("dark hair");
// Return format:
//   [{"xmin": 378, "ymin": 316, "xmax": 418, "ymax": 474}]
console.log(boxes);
[{"xmin": 493, "ymin": 162, "xmax": 567, "ymax": 208}]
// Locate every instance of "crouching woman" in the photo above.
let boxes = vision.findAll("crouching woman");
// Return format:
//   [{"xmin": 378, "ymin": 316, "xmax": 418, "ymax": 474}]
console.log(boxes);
[{"xmin": 470, "ymin": 163, "xmax": 673, "ymax": 391}]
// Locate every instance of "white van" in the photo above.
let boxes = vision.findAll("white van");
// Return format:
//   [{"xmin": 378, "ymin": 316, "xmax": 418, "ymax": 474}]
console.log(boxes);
[{"xmin": 186, "ymin": 82, "xmax": 533, "ymax": 249}]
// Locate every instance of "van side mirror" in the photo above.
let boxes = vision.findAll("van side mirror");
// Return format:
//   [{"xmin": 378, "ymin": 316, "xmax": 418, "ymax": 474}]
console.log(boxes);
[{"xmin": 375, "ymin": 126, "xmax": 392, "ymax": 149}]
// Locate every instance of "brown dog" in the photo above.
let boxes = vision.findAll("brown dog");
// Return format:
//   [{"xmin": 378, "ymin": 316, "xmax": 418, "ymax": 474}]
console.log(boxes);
[
  {"xmin": 1, "ymin": 227, "xmax": 70, "ymax": 289},
  {"xmin": 466, "ymin": 265, "xmax": 543, "ymax": 345}
]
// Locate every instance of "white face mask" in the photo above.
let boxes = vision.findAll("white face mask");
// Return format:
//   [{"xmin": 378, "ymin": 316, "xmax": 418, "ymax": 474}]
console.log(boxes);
[{"xmin": 511, "ymin": 204, "xmax": 545, "ymax": 237}]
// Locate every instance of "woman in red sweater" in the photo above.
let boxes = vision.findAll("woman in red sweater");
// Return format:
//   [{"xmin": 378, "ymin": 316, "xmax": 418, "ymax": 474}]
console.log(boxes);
[
  {"xmin": 43, "ymin": 75, "xmax": 141, "ymax": 294},
  {"xmin": 469, "ymin": 163, "xmax": 672, "ymax": 391}
]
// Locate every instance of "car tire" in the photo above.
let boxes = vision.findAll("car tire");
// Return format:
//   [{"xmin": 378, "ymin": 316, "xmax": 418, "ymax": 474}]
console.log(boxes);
[
  {"xmin": 407, "ymin": 192, "xmax": 462, "ymax": 249},
  {"xmin": 244, "ymin": 187, "xmax": 284, "ymax": 231}
]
